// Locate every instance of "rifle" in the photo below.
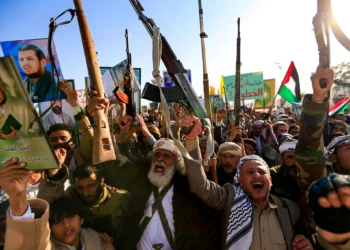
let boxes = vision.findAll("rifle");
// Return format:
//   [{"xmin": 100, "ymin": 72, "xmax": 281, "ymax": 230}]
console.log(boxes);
[
  {"xmin": 73, "ymin": 0, "xmax": 116, "ymax": 164},
  {"xmin": 313, "ymin": 0, "xmax": 350, "ymax": 88},
  {"xmin": 233, "ymin": 18, "xmax": 241, "ymax": 143},
  {"xmin": 312, "ymin": 0, "xmax": 350, "ymax": 145},
  {"xmin": 113, "ymin": 29, "xmax": 137, "ymax": 124},
  {"xmin": 129, "ymin": 0, "xmax": 207, "ymax": 119}
]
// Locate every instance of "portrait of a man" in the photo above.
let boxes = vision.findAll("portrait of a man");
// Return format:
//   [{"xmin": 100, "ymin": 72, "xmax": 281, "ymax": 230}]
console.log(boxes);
[
  {"xmin": 0, "ymin": 39, "xmax": 66, "ymax": 103},
  {"xmin": 41, "ymin": 99, "xmax": 75, "ymax": 132}
]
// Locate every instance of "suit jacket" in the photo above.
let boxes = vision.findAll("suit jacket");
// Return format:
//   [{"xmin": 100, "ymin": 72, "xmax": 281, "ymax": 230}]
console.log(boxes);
[
  {"xmin": 4, "ymin": 199, "xmax": 115, "ymax": 250},
  {"xmin": 185, "ymin": 138, "xmax": 300, "ymax": 250}
]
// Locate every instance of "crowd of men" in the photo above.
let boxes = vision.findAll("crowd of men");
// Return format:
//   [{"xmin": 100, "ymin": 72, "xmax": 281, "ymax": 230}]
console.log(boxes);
[{"xmin": 0, "ymin": 65, "xmax": 350, "ymax": 250}]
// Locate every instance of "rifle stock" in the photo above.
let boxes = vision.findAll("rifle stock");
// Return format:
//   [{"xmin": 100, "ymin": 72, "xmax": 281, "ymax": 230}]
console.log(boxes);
[
  {"xmin": 129, "ymin": 0, "xmax": 207, "ymax": 119},
  {"xmin": 73, "ymin": 0, "xmax": 116, "ymax": 164}
]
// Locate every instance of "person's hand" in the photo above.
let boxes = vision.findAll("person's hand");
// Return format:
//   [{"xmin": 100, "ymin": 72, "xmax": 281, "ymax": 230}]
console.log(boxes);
[
  {"xmin": 48, "ymin": 148, "xmax": 67, "ymax": 176},
  {"xmin": 182, "ymin": 115, "xmax": 202, "ymax": 140},
  {"xmin": 119, "ymin": 115, "xmax": 132, "ymax": 132},
  {"xmin": 137, "ymin": 114, "xmax": 151, "ymax": 137},
  {"xmin": 100, "ymin": 232, "xmax": 114, "ymax": 246},
  {"xmin": 292, "ymin": 234, "xmax": 313, "ymax": 250},
  {"xmin": 208, "ymin": 154, "xmax": 217, "ymax": 169},
  {"xmin": 0, "ymin": 215, "xmax": 5, "ymax": 247},
  {"xmin": 229, "ymin": 125, "xmax": 243, "ymax": 138},
  {"xmin": 87, "ymin": 90, "xmax": 110, "ymax": 121},
  {"xmin": 0, "ymin": 158, "xmax": 32, "ymax": 216},
  {"xmin": 308, "ymin": 174, "xmax": 350, "ymax": 243},
  {"xmin": 58, "ymin": 81, "xmax": 79, "ymax": 107},
  {"xmin": 0, "ymin": 126, "xmax": 17, "ymax": 140},
  {"xmin": 310, "ymin": 65, "xmax": 334, "ymax": 102},
  {"xmin": 174, "ymin": 107, "xmax": 185, "ymax": 126},
  {"xmin": 237, "ymin": 138, "xmax": 246, "ymax": 157}
]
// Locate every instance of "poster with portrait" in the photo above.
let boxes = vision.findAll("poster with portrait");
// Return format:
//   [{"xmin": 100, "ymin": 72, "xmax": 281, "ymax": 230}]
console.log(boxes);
[
  {"xmin": 210, "ymin": 94, "xmax": 225, "ymax": 114},
  {"xmin": 163, "ymin": 69, "xmax": 191, "ymax": 88},
  {"xmin": 102, "ymin": 59, "xmax": 142, "ymax": 114},
  {"xmin": 0, "ymin": 56, "xmax": 59, "ymax": 170},
  {"xmin": 39, "ymin": 99, "xmax": 77, "ymax": 133},
  {"xmin": 0, "ymin": 38, "xmax": 66, "ymax": 103}
]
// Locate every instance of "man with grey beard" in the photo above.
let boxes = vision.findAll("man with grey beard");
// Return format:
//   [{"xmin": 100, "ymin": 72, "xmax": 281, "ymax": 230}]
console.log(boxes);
[{"xmin": 109, "ymin": 137, "xmax": 221, "ymax": 250}]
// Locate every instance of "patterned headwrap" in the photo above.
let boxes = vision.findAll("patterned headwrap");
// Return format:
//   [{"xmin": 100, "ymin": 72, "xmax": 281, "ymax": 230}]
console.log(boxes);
[
  {"xmin": 153, "ymin": 138, "xmax": 181, "ymax": 156},
  {"xmin": 226, "ymin": 155, "xmax": 268, "ymax": 249},
  {"xmin": 325, "ymin": 135, "xmax": 350, "ymax": 158}
]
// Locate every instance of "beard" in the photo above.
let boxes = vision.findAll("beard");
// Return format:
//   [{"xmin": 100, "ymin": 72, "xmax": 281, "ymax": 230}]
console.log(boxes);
[
  {"xmin": 52, "ymin": 106, "xmax": 62, "ymax": 115},
  {"xmin": 147, "ymin": 162, "xmax": 175, "ymax": 188}
]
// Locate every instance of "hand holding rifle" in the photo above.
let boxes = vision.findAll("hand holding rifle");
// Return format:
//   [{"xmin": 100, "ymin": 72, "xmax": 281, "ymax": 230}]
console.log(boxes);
[{"xmin": 310, "ymin": 65, "xmax": 334, "ymax": 102}]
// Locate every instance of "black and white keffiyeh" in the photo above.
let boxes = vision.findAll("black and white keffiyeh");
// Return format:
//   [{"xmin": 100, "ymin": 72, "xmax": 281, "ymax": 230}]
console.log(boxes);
[
  {"xmin": 226, "ymin": 155, "xmax": 269, "ymax": 250},
  {"xmin": 325, "ymin": 135, "xmax": 350, "ymax": 158},
  {"xmin": 0, "ymin": 188, "xmax": 8, "ymax": 203}
]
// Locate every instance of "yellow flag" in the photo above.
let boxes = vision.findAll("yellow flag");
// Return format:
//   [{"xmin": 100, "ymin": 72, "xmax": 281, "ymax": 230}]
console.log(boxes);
[
  {"xmin": 220, "ymin": 74, "xmax": 225, "ymax": 96},
  {"xmin": 209, "ymin": 86, "xmax": 215, "ymax": 95}
]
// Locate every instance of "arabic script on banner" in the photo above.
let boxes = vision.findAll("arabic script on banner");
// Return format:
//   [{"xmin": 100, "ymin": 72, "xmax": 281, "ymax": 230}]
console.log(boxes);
[{"xmin": 224, "ymin": 72, "xmax": 264, "ymax": 101}]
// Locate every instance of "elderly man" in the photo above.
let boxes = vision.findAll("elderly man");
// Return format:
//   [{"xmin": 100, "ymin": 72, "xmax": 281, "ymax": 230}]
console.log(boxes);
[
  {"xmin": 185, "ymin": 148, "xmax": 312, "ymax": 250},
  {"xmin": 113, "ymin": 137, "xmax": 221, "ymax": 249},
  {"xmin": 216, "ymin": 142, "xmax": 243, "ymax": 186}
]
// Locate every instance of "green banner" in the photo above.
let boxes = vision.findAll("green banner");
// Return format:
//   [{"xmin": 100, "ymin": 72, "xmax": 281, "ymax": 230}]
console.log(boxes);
[{"xmin": 224, "ymin": 72, "xmax": 264, "ymax": 101}]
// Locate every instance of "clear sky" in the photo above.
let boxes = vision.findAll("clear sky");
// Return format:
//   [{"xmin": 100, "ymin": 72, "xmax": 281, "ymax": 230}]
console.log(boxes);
[{"xmin": 0, "ymin": 0, "xmax": 350, "ymax": 101}]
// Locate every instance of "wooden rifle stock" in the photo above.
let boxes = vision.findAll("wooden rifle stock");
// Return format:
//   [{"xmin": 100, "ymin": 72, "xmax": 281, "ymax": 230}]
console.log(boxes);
[
  {"xmin": 233, "ymin": 18, "xmax": 241, "ymax": 143},
  {"xmin": 73, "ymin": 0, "xmax": 116, "ymax": 164}
]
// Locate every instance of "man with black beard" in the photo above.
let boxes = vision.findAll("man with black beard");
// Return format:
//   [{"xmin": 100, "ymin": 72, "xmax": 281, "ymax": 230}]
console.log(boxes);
[
  {"xmin": 270, "ymin": 138, "xmax": 303, "ymax": 203},
  {"xmin": 42, "ymin": 99, "xmax": 74, "ymax": 131},
  {"xmin": 18, "ymin": 44, "xmax": 64, "ymax": 102},
  {"xmin": 216, "ymin": 142, "xmax": 243, "ymax": 186}
]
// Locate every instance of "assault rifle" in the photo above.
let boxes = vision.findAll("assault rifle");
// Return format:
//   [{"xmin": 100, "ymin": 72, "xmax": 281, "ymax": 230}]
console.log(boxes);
[
  {"xmin": 129, "ymin": 0, "xmax": 207, "ymax": 119},
  {"xmin": 113, "ymin": 29, "xmax": 137, "ymax": 124}
]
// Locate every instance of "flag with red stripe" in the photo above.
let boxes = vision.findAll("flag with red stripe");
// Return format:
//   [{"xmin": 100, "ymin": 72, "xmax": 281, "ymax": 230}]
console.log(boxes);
[{"xmin": 329, "ymin": 96, "xmax": 350, "ymax": 116}]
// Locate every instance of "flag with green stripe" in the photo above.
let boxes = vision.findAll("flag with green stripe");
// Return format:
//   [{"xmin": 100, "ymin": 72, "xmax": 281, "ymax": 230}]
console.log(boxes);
[{"xmin": 278, "ymin": 61, "xmax": 301, "ymax": 104}]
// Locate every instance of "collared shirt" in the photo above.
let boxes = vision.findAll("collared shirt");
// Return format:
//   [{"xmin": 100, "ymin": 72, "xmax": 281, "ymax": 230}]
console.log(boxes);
[
  {"xmin": 26, "ymin": 182, "xmax": 40, "ymax": 199},
  {"xmin": 250, "ymin": 199, "xmax": 286, "ymax": 250},
  {"xmin": 138, "ymin": 185, "xmax": 174, "ymax": 250}
]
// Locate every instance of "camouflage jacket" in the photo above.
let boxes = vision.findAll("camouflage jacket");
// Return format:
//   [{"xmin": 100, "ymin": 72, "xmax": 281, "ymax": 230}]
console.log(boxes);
[
  {"xmin": 295, "ymin": 94, "xmax": 329, "ymax": 190},
  {"xmin": 294, "ymin": 94, "xmax": 332, "ymax": 243}
]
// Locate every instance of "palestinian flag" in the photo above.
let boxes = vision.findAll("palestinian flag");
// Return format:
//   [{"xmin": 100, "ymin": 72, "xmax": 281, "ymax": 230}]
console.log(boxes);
[
  {"xmin": 278, "ymin": 61, "xmax": 301, "ymax": 104},
  {"xmin": 329, "ymin": 96, "xmax": 350, "ymax": 116}
]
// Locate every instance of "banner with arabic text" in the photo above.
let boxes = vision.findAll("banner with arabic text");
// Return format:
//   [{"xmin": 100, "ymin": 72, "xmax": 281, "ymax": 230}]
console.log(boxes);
[{"xmin": 224, "ymin": 72, "xmax": 264, "ymax": 101}]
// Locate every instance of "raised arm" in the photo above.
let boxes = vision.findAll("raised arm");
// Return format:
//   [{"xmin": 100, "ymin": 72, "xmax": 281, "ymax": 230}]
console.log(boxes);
[
  {"xmin": 1, "ymin": 158, "xmax": 52, "ymax": 250},
  {"xmin": 295, "ymin": 66, "xmax": 334, "ymax": 189},
  {"xmin": 182, "ymin": 116, "xmax": 230, "ymax": 210}
]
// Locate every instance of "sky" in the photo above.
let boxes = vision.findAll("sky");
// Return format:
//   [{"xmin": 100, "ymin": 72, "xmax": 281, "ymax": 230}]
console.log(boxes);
[{"xmin": 0, "ymin": 0, "xmax": 350, "ymax": 105}]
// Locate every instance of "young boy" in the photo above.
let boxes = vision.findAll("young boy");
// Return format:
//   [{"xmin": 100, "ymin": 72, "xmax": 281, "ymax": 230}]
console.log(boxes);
[{"xmin": 1, "ymin": 158, "xmax": 114, "ymax": 250}]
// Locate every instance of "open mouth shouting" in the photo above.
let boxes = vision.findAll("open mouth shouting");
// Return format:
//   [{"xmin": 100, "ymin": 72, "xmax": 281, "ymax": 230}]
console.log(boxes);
[
  {"xmin": 154, "ymin": 163, "xmax": 166, "ymax": 174},
  {"xmin": 252, "ymin": 182, "xmax": 264, "ymax": 191}
]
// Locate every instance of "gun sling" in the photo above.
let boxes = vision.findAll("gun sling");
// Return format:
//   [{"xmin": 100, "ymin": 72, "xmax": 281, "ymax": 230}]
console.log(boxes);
[{"xmin": 137, "ymin": 183, "xmax": 175, "ymax": 248}]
